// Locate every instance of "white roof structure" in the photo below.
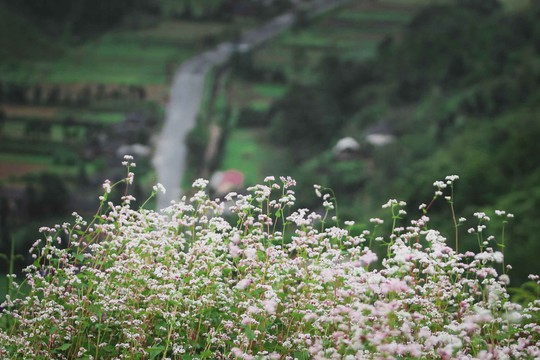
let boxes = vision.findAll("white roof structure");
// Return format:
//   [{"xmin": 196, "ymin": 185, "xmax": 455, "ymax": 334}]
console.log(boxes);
[
  {"xmin": 116, "ymin": 144, "xmax": 152, "ymax": 158},
  {"xmin": 333, "ymin": 137, "xmax": 360, "ymax": 154},
  {"xmin": 364, "ymin": 121, "xmax": 395, "ymax": 146},
  {"xmin": 366, "ymin": 133, "xmax": 395, "ymax": 146}
]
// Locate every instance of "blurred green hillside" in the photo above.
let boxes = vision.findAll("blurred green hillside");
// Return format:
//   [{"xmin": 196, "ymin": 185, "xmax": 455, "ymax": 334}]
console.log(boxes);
[
  {"xmin": 258, "ymin": 0, "xmax": 540, "ymax": 285},
  {"xmin": 1, "ymin": 0, "xmax": 540, "ymax": 288},
  {"xmin": 0, "ymin": 0, "xmax": 263, "ymax": 277}
]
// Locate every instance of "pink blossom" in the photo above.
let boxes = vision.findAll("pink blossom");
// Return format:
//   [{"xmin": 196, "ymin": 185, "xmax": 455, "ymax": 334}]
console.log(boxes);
[
  {"xmin": 229, "ymin": 243, "xmax": 241, "ymax": 258},
  {"xmin": 244, "ymin": 248, "xmax": 257, "ymax": 259},
  {"xmin": 321, "ymin": 268, "xmax": 335, "ymax": 283},
  {"xmin": 359, "ymin": 250, "xmax": 378, "ymax": 266},
  {"xmin": 236, "ymin": 278, "xmax": 251, "ymax": 290},
  {"xmin": 262, "ymin": 299, "xmax": 278, "ymax": 315},
  {"xmin": 381, "ymin": 278, "xmax": 409, "ymax": 294}
]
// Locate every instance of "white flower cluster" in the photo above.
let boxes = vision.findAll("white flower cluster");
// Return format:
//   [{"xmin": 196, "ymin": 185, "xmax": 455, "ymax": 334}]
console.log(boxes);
[{"xmin": 0, "ymin": 174, "xmax": 538, "ymax": 359}]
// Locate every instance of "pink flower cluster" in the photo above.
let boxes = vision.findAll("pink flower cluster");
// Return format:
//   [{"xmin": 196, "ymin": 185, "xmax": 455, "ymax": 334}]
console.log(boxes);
[{"xmin": 0, "ymin": 174, "xmax": 538, "ymax": 359}]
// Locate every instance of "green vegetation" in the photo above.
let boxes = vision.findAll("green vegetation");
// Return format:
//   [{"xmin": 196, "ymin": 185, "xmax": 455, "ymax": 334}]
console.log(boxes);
[
  {"xmin": 1, "ymin": 170, "xmax": 539, "ymax": 358},
  {"xmin": 253, "ymin": 83, "xmax": 287, "ymax": 98},
  {"xmin": 0, "ymin": 4, "xmax": 60, "ymax": 63},
  {"xmin": 57, "ymin": 110, "xmax": 125, "ymax": 125},
  {"xmin": 196, "ymin": 0, "xmax": 540, "ymax": 287},
  {"xmin": 0, "ymin": 19, "xmax": 226, "ymax": 85},
  {"xmin": 219, "ymin": 128, "xmax": 289, "ymax": 187},
  {"xmin": 0, "ymin": 1, "xmax": 539, "ymax": 356},
  {"xmin": 242, "ymin": 0, "xmax": 540, "ymax": 285}
]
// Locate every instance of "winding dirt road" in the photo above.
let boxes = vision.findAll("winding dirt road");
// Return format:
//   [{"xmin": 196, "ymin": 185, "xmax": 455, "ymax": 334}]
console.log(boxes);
[{"xmin": 152, "ymin": 1, "xmax": 348, "ymax": 210}]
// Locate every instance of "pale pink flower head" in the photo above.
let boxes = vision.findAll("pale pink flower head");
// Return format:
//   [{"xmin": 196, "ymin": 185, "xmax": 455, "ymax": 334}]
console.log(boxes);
[
  {"xmin": 229, "ymin": 243, "xmax": 241, "ymax": 258},
  {"xmin": 236, "ymin": 278, "xmax": 251, "ymax": 290},
  {"xmin": 320, "ymin": 268, "xmax": 335, "ymax": 283},
  {"xmin": 262, "ymin": 299, "xmax": 278, "ymax": 315},
  {"xmin": 244, "ymin": 248, "xmax": 257, "ymax": 260},
  {"xmin": 381, "ymin": 278, "xmax": 409, "ymax": 294},
  {"xmin": 359, "ymin": 249, "xmax": 378, "ymax": 266},
  {"xmin": 231, "ymin": 233, "xmax": 241, "ymax": 244}
]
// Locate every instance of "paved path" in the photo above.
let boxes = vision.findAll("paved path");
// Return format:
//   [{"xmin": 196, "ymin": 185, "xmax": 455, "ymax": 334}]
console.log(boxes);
[
  {"xmin": 152, "ymin": 42, "xmax": 243, "ymax": 209},
  {"xmin": 152, "ymin": 1, "xmax": 348, "ymax": 210}
]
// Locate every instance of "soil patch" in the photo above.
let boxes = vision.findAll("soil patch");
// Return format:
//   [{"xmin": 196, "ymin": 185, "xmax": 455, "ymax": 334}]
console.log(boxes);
[
  {"xmin": 2, "ymin": 105, "xmax": 59, "ymax": 119},
  {"xmin": 0, "ymin": 161, "xmax": 46, "ymax": 180},
  {"xmin": 346, "ymin": 1, "xmax": 420, "ymax": 12}
]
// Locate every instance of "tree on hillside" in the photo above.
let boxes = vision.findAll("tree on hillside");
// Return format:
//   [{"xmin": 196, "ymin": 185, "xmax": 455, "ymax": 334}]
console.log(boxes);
[
  {"xmin": 0, "ymin": 109, "xmax": 5, "ymax": 135},
  {"xmin": 3, "ymin": 0, "xmax": 161, "ymax": 41},
  {"xmin": 259, "ymin": 0, "xmax": 540, "ymax": 285},
  {"xmin": 269, "ymin": 85, "xmax": 341, "ymax": 162}
]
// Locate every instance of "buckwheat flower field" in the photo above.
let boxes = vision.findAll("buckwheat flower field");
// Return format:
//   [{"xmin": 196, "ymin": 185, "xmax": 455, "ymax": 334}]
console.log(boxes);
[{"xmin": 0, "ymin": 160, "xmax": 538, "ymax": 359}]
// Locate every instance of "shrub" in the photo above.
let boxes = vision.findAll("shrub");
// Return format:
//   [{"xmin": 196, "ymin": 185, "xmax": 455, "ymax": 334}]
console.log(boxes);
[
  {"xmin": 185, "ymin": 119, "xmax": 209, "ymax": 174},
  {"xmin": 237, "ymin": 108, "xmax": 267, "ymax": 128},
  {"xmin": 0, "ymin": 159, "xmax": 539, "ymax": 359}
]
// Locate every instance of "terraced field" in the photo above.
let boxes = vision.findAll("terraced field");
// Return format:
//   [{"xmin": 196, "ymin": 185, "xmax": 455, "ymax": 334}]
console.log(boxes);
[
  {"xmin": 1, "ymin": 18, "xmax": 243, "ymax": 86},
  {"xmin": 216, "ymin": 0, "xmax": 425, "ymax": 187},
  {"xmin": 0, "ymin": 13, "xmax": 250, "ymax": 183}
]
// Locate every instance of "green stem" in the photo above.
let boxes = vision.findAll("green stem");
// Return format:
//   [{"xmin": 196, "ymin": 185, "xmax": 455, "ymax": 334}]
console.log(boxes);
[
  {"xmin": 7, "ymin": 234, "xmax": 15, "ymax": 301},
  {"xmin": 449, "ymin": 184, "xmax": 459, "ymax": 253}
]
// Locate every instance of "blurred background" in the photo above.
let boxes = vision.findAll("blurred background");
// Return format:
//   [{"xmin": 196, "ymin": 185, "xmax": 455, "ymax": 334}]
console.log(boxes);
[{"xmin": 1, "ymin": 0, "xmax": 539, "ymax": 293}]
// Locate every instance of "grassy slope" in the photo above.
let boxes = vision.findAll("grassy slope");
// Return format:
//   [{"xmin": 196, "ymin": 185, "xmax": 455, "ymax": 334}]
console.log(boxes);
[
  {"xmin": 0, "ymin": 7, "xmax": 236, "ymax": 182},
  {"xmin": 0, "ymin": 4, "xmax": 60, "ymax": 62},
  {"xmin": 218, "ymin": 0, "xmax": 419, "ymax": 188},
  {"xmin": 262, "ymin": 1, "xmax": 540, "ymax": 285},
  {"xmin": 2, "ymin": 20, "xmax": 230, "ymax": 85},
  {"xmin": 0, "ymin": 0, "xmax": 247, "ymax": 86}
]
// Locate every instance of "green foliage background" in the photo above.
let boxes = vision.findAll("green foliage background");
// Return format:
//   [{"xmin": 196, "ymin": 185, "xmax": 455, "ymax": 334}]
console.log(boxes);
[
  {"xmin": 265, "ymin": 0, "xmax": 540, "ymax": 285},
  {"xmin": 1, "ymin": 0, "xmax": 540, "ymax": 289}
]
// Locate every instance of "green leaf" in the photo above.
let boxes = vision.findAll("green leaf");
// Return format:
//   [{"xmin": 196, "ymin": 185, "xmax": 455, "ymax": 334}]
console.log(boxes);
[
  {"xmin": 200, "ymin": 349, "xmax": 213, "ymax": 358},
  {"xmin": 291, "ymin": 311, "xmax": 304, "ymax": 320},
  {"xmin": 245, "ymin": 327, "xmax": 256, "ymax": 340},
  {"xmin": 58, "ymin": 343, "xmax": 71, "ymax": 351},
  {"xmin": 294, "ymin": 350, "xmax": 310, "ymax": 359},
  {"xmin": 148, "ymin": 345, "xmax": 165, "ymax": 359}
]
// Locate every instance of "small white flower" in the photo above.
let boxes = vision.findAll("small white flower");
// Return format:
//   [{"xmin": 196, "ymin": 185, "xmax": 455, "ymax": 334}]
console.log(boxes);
[
  {"xmin": 192, "ymin": 178, "xmax": 209, "ymax": 189},
  {"xmin": 102, "ymin": 180, "xmax": 112, "ymax": 194},
  {"xmin": 127, "ymin": 172, "xmax": 135, "ymax": 185},
  {"xmin": 152, "ymin": 183, "xmax": 166, "ymax": 194},
  {"xmin": 433, "ymin": 180, "xmax": 447, "ymax": 189},
  {"xmin": 498, "ymin": 274, "xmax": 510, "ymax": 285},
  {"xmin": 382, "ymin": 199, "xmax": 397, "ymax": 208}
]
